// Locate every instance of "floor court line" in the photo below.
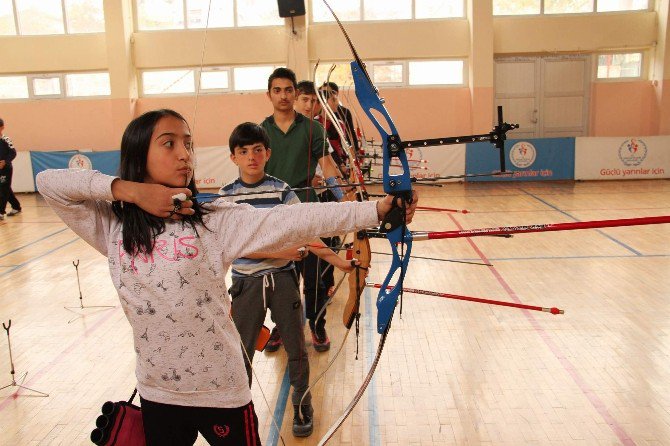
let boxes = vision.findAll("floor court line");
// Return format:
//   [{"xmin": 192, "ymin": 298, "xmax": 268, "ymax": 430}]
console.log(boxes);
[
  {"xmin": 0, "ymin": 227, "xmax": 67, "ymax": 259},
  {"xmin": 448, "ymin": 213, "xmax": 637, "ymax": 446},
  {"xmin": 0, "ymin": 238, "xmax": 80, "ymax": 278},
  {"xmin": 521, "ymin": 189, "xmax": 642, "ymax": 256}
]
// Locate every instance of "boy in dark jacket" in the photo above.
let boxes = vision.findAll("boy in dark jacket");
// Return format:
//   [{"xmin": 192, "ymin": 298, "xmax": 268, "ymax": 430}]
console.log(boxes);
[{"xmin": 0, "ymin": 118, "xmax": 21, "ymax": 219}]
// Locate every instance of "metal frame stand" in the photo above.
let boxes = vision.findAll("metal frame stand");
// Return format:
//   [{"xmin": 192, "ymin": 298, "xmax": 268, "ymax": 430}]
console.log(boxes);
[
  {"xmin": 0, "ymin": 320, "xmax": 48, "ymax": 397},
  {"xmin": 64, "ymin": 260, "xmax": 115, "ymax": 323}
]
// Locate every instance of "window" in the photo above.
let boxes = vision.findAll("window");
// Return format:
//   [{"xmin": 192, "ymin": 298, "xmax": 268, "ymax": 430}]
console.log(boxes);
[
  {"xmin": 314, "ymin": 63, "xmax": 354, "ymax": 88},
  {"xmin": 1, "ymin": 0, "xmax": 103, "ymax": 34},
  {"xmin": 371, "ymin": 63, "xmax": 404, "ymax": 85},
  {"xmin": 64, "ymin": 0, "xmax": 105, "ymax": 33},
  {"xmin": 136, "ymin": 0, "xmax": 281, "ymax": 30},
  {"xmin": 233, "ymin": 66, "xmax": 275, "ymax": 91},
  {"xmin": 312, "ymin": 0, "xmax": 464, "ymax": 22},
  {"xmin": 0, "ymin": 76, "xmax": 29, "ymax": 99},
  {"xmin": 199, "ymin": 69, "xmax": 230, "ymax": 91},
  {"xmin": 493, "ymin": 0, "xmax": 649, "ymax": 15},
  {"xmin": 0, "ymin": 0, "xmax": 16, "ymax": 35},
  {"xmin": 66, "ymin": 72, "xmax": 111, "ymax": 96},
  {"xmin": 597, "ymin": 53, "xmax": 642, "ymax": 79},
  {"xmin": 409, "ymin": 60, "xmax": 464, "ymax": 85},
  {"xmin": 142, "ymin": 70, "xmax": 195, "ymax": 95},
  {"xmin": 31, "ymin": 75, "xmax": 62, "ymax": 97}
]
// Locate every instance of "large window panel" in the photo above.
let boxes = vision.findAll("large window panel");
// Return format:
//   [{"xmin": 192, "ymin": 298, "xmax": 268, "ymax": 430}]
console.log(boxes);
[
  {"xmin": 314, "ymin": 63, "xmax": 354, "ymax": 88},
  {"xmin": 0, "ymin": 0, "xmax": 16, "ymax": 35},
  {"xmin": 137, "ymin": 0, "xmax": 184, "ymax": 30},
  {"xmin": 199, "ymin": 69, "xmax": 230, "ymax": 91},
  {"xmin": 233, "ymin": 66, "xmax": 275, "ymax": 90},
  {"xmin": 597, "ymin": 0, "xmax": 648, "ymax": 11},
  {"xmin": 493, "ymin": 0, "xmax": 541, "ymax": 15},
  {"xmin": 312, "ymin": 0, "xmax": 360, "ymax": 22},
  {"xmin": 143, "ymin": 70, "xmax": 195, "ymax": 94},
  {"xmin": 187, "ymin": 0, "xmax": 233, "ymax": 28},
  {"xmin": 545, "ymin": 0, "xmax": 592, "ymax": 14},
  {"xmin": 597, "ymin": 53, "xmax": 642, "ymax": 79},
  {"xmin": 415, "ymin": 0, "xmax": 464, "ymax": 19},
  {"xmin": 0, "ymin": 76, "xmax": 29, "ymax": 99},
  {"xmin": 372, "ymin": 63, "xmax": 403, "ymax": 84},
  {"xmin": 32, "ymin": 76, "xmax": 62, "ymax": 96},
  {"xmin": 16, "ymin": 0, "xmax": 65, "ymax": 35},
  {"xmin": 66, "ymin": 73, "xmax": 111, "ymax": 96},
  {"xmin": 236, "ymin": 0, "xmax": 282, "ymax": 27},
  {"xmin": 364, "ymin": 0, "xmax": 411, "ymax": 20},
  {"xmin": 64, "ymin": 0, "xmax": 104, "ymax": 33},
  {"xmin": 409, "ymin": 60, "xmax": 464, "ymax": 85}
]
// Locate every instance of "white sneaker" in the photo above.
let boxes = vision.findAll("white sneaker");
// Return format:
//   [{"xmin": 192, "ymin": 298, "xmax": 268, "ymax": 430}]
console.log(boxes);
[{"xmin": 7, "ymin": 209, "xmax": 20, "ymax": 216}]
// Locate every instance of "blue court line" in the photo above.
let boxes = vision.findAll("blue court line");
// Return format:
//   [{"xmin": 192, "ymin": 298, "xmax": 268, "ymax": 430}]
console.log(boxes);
[
  {"xmin": 0, "ymin": 227, "xmax": 67, "ymax": 259},
  {"xmin": 364, "ymin": 286, "xmax": 381, "ymax": 446},
  {"xmin": 0, "ymin": 238, "xmax": 79, "ymax": 278},
  {"xmin": 521, "ymin": 189, "xmax": 642, "ymax": 256},
  {"xmin": 266, "ymin": 367, "xmax": 291, "ymax": 446}
]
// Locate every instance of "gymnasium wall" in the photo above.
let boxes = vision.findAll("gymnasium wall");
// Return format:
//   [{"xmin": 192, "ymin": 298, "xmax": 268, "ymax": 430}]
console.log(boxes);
[{"xmin": 0, "ymin": 5, "xmax": 666, "ymax": 153}]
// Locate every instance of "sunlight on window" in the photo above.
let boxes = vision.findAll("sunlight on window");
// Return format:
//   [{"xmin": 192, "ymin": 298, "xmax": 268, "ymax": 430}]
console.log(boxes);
[
  {"xmin": 314, "ymin": 63, "xmax": 354, "ymax": 89},
  {"xmin": 187, "ymin": 0, "xmax": 234, "ymax": 28},
  {"xmin": 493, "ymin": 0, "xmax": 540, "ymax": 15},
  {"xmin": 233, "ymin": 66, "xmax": 275, "ymax": 90},
  {"xmin": 65, "ymin": 0, "xmax": 104, "ymax": 33},
  {"xmin": 597, "ymin": 0, "xmax": 648, "ymax": 11},
  {"xmin": 409, "ymin": 60, "xmax": 463, "ymax": 85},
  {"xmin": 415, "ymin": 0, "xmax": 464, "ymax": 18},
  {"xmin": 66, "ymin": 73, "xmax": 111, "ymax": 96},
  {"xmin": 545, "ymin": 0, "xmax": 592, "ymax": 14},
  {"xmin": 597, "ymin": 53, "xmax": 642, "ymax": 79},
  {"xmin": 372, "ymin": 64, "xmax": 403, "ymax": 84},
  {"xmin": 137, "ymin": 0, "xmax": 184, "ymax": 30},
  {"xmin": 16, "ymin": 0, "xmax": 64, "ymax": 35},
  {"xmin": 0, "ymin": 76, "xmax": 29, "ymax": 99},
  {"xmin": 312, "ymin": 0, "xmax": 360, "ymax": 22},
  {"xmin": 32, "ymin": 77, "xmax": 61, "ymax": 96},
  {"xmin": 0, "ymin": 0, "xmax": 16, "ymax": 35},
  {"xmin": 200, "ymin": 70, "xmax": 230, "ymax": 90},
  {"xmin": 143, "ymin": 70, "xmax": 195, "ymax": 94},
  {"xmin": 364, "ymin": 0, "xmax": 411, "ymax": 20},
  {"xmin": 236, "ymin": 0, "xmax": 282, "ymax": 27}
]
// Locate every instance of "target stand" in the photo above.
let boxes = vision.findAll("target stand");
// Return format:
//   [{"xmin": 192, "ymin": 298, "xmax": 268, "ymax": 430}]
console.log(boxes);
[
  {"xmin": 0, "ymin": 320, "xmax": 48, "ymax": 398},
  {"xmin": 64, "ymin": 260, "xmax": 115, "ymax": 324}
]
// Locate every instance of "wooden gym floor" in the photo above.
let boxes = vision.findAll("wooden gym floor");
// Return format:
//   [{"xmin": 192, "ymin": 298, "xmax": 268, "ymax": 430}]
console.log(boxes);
[{"xmin": 0, "ymin": 179, "xmax": 669, "ymax": 445}]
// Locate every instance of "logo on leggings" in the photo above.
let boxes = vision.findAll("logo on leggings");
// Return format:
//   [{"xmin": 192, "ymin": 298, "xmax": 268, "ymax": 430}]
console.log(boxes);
[{"xmin": 213, "ymin": 424, "xmax": 230, "ymax": 438}]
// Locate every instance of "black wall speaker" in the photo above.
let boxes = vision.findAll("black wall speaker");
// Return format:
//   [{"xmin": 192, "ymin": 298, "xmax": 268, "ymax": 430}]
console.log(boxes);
[{"xmin": 277, "ymin": 0, "xmax": 305, "ymax": 18}]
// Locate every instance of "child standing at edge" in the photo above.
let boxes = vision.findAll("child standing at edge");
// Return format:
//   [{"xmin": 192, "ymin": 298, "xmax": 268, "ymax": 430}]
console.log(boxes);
[
  {"xmin": 0, "ymin": 118, "xmax": 22, "ymax": 220},
  {"xmin": 36, "ymin": 109, "xmax": 418, "ymax": 445},
  {"xmin": 220, "ymin": 122, "xmax": 357, "ymax": 437}
]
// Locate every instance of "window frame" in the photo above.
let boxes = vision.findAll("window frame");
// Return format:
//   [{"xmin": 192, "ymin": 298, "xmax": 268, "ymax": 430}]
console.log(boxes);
[
  {"xmin": 0, "ymin": 74, "xmax": 30, "ymax": 100},
  {"xmin": 28, "ymin": 73, "xmax": 65, "ymax": 99},
  {"xmin": 5, "ymin": 0, "xmax": 105, "ymax": 35}
]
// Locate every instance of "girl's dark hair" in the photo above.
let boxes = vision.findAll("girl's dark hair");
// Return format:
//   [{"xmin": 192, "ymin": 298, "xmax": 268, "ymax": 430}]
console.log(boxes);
[
  {"xmin": 112, "ymin": 109, "xmax": 208, "ymax": 255},
  {"xmin": 229, "ymin": 122, "xmax": 270, "ymax": 154}
]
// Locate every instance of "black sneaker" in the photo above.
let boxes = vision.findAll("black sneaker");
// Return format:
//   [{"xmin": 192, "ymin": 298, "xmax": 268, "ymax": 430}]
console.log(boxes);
[
  {"xmin": 7, "ymin": 209, "xmax": 20, "ymax": 216},
  {"xmin": 264, "ymin": 327, "xmax": 282, "ymax": 352},
  {"xmin": 292, "ymin": 404, "xmax": 313, "ymax": 437},
  {"xmin": 311, "ymin": 326, "xmax": 330, "ymax": 352}
]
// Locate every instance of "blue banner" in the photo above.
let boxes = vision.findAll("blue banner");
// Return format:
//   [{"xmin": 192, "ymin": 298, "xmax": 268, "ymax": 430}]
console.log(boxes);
[
  {"xmin": 465, "ymin": 137, "xmax": 575, "ymax": 182},
  {"xmin": 31, "ymin": 150, "xmax": 120, "ymax": 179}
]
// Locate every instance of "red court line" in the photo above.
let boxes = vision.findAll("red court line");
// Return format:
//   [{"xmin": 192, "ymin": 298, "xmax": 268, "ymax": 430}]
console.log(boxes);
[
  {"xmin": 0, "ymin": 307, "xmax": 119, "ymax": 411},
  {"xmin": 448, "ymin": 213, "xmax": 636, "ymax": 446}
]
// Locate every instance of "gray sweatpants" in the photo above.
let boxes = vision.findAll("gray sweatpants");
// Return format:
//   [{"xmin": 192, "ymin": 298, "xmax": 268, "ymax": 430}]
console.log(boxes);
[{"xmin": 229, "ymin": 269, "xmax": 311, "ymax": 406}]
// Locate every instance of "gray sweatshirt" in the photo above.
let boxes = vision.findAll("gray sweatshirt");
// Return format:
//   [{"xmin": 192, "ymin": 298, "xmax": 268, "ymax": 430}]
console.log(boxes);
[{"xmin": 36, "ymin": 169, "xmax": 379, "ymax": 408}]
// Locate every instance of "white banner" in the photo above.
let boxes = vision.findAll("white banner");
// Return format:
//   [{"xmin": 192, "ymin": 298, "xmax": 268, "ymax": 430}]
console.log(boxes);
[
  {"xmin": 366, "ymin": 143, "xmax": 466, "ymax": 182},
  {"xmin": 193, "ymin": 146, "xmax": 237, "ymax": 190},
  {"xmin": 13, "ymin": 151, "xmax": 35, "ymax": 193},
  {"xmin": 575, "ymin": 136, "xmax": 670, "ymax": 180}
]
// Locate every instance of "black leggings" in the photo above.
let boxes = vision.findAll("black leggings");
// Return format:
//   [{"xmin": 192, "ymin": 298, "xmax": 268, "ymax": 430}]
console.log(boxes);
[{"xmin": 140, "ymin": 397, "xmax": 261, "ymax": 446}]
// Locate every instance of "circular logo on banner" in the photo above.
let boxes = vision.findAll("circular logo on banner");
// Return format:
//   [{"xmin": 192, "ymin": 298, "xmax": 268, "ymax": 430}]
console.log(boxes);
[
  {"xmin": 68, "ymin": 154, "xmax": 93, "ymax": 170},
  {"xmin": 618, "ymin": 138, "xmax": 647, "ymax": 166},
  {"xmin": 509, "ymin": 142, "xmax": 537, "ymax": 168}
]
